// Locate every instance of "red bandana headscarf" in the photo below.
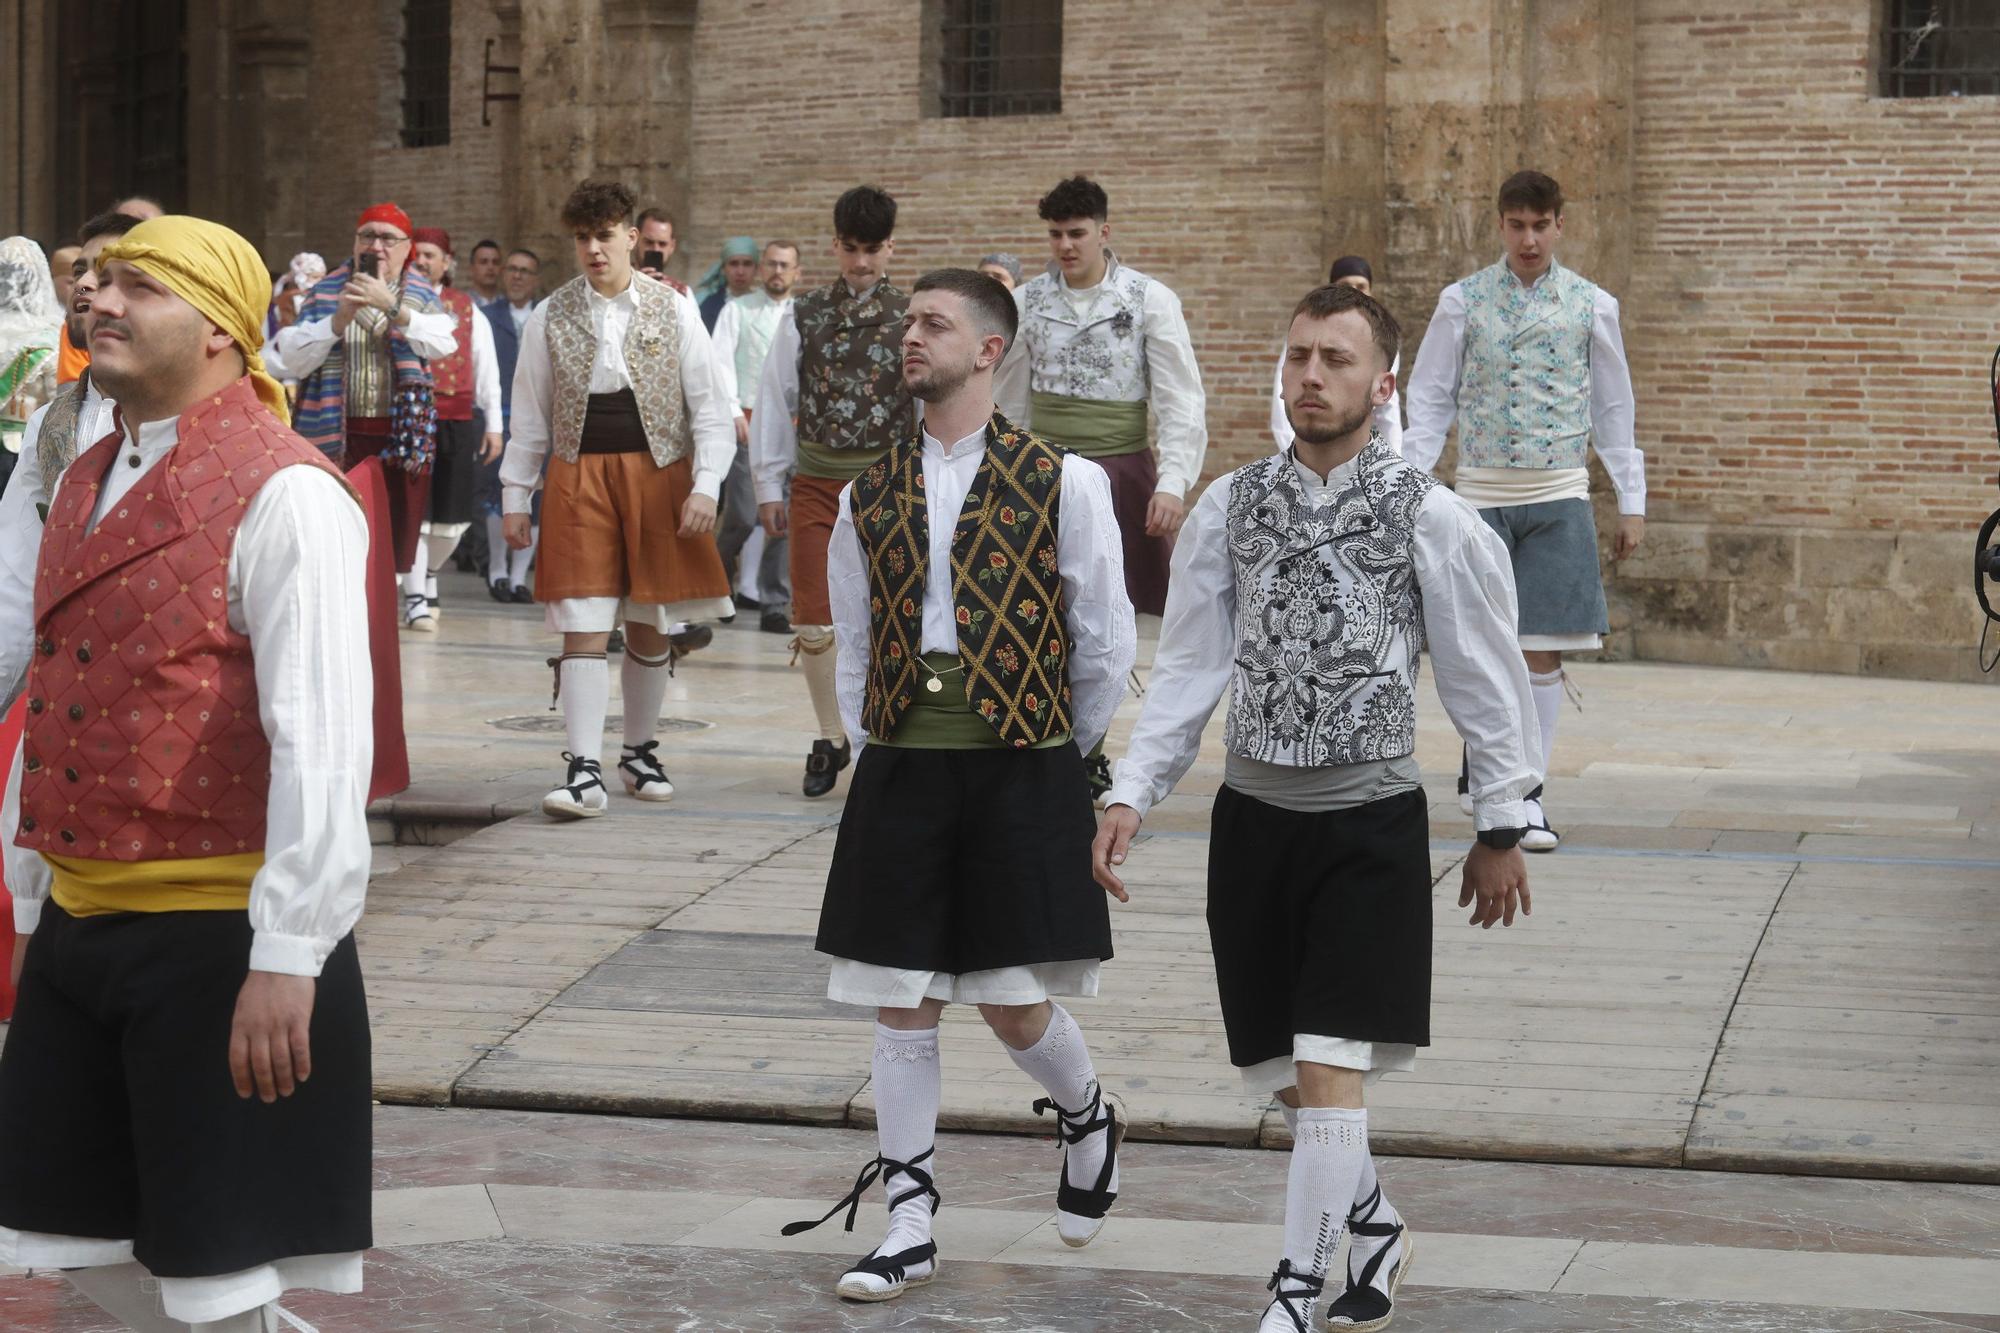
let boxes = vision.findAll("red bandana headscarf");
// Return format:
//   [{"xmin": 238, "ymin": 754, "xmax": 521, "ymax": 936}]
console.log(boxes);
[
  {"xmin": 410, "ymin": 227, "xmax": 452, "ymax": 255},
  {"xmin": 357, "ymin": 203, "xmax": 413, "ymax": 237}
]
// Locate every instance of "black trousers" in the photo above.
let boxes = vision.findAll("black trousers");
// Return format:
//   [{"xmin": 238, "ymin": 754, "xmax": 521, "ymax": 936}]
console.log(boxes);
[
  {"xmin": 1206, "ymin": 785, "xmax": 1434, "ymax": 1072},
  {"xmin": 0, "ymin": 905, "xmax": 373, "ymax": 1277}
]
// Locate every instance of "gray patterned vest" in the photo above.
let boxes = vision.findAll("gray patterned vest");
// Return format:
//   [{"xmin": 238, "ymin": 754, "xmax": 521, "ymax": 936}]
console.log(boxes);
[
  {"xmin": 543, "ymin": 274, "xmax": 691, "ymax": 467},
  {"xmin": 1222, "ymin": 436, "xmax": 1437, "ymax": 767},
  {"xmin": 35, "ymin": 372, "xmax": 92, "ymax": 482}
]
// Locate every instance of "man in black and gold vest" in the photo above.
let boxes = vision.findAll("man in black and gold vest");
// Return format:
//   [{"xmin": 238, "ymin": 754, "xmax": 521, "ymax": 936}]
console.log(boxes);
[
  {"xmin": 750, "ymin": 185, "xmax": 914, "ymax": 798},
  {"xmin": 783, "ymin": 270, "xmax": 1137, "ymax": 1306}
]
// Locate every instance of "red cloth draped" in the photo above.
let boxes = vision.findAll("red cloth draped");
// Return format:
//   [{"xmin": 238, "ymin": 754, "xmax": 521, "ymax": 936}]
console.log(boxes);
[{"xmin": 349, "ymin": 457, "xmax": 410, "ymax": 802}]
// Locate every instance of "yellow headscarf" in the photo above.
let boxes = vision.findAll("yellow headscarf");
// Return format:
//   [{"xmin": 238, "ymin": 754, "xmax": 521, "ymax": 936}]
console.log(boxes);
[{"xmin": 95, "ymin": 216, "xmax": 290, "ymax": 422}]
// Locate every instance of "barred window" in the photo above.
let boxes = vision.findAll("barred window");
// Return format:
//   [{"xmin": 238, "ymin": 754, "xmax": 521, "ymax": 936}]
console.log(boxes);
[
  {"xmin": 401, "ymin": 0, "xmax": 452, "ymax": 147},
  {"xmin": 1882, "ymin": 0, "xmax": 2000, "ymax": 98},
  {"xmin": 933, "ymin": 0, "xmax": 1062, "ymax": 119}
]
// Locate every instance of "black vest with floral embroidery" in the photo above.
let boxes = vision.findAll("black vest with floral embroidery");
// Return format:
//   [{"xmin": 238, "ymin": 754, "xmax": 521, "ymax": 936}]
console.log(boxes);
[{"xmin": 851, "ymin": 412, "xmax": 1072, "ymax": 747}]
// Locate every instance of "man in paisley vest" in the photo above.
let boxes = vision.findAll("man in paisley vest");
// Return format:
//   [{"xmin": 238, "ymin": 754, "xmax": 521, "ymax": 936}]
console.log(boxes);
[
  {"xmin": 499, "ymin": 180, "xmax": 736, "ymax": 821},
  {"xmin": 752, "ymin": 186, "xmax": 915, "ymax": 798},
  {"xmin": 786, "ymin": 270, "xmax": 1136, "ymax": 1305},
  {"xmin": 1099, "ymin": 284, "xmax": 1540, "ymax": 1333},
  {"xmin": 0, "ymin": 215, "xmax": 376, "ymax": 1332},
  {"xmin": 1404, "ymin": 171, "xmax": 1648, "ymax": 851},
  {"xmin": 405, "ymin": 229, "xmax": 504, "ymax": 632},
  {"xmin": 995, "ymin": 175, "xmax": 1210, "ymax": 799}
]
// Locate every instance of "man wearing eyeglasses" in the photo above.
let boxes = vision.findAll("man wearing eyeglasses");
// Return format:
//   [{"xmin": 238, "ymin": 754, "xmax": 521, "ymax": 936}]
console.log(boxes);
[{"xmin": 269, "ymin": 203, "xmax": 458, "ymax": 582}]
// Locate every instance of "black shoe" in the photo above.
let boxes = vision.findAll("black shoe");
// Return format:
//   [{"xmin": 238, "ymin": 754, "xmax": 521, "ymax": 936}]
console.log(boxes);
[
  {"xmin": 760, "ymin": 608, "xmax": 793, "ymax": 634},
  {"xmin": 669, "ymin": 624, "xmax": 714, "ymax": 656},
  {"xmin": 1084, "ymin": 752, "xmax": 1113, "ymax": 805},
  {"xmin": 510, "ymin": 583, "xmax": 535, "ymax": 604},
  {"xmin": 1326, "ymin": 1185, "xmax": 1414, "ymax": 1330},
  {"xmin": 488, "ymin": 580, "xmax": 513, "ymax": 603},
  {"xmin": 1033, "ymin": 1083, "xmax": 1123, "ymax": 1247},
  {"xmin": 803, "ymin": 738, "xmax": 851, "ymax": 798},
  {"xmin": 735, "ymin": 594, "xmax": 763, "ymax": 613},
  {"xmin": 606, "ymin": 628, "xmax": 625, "ymax": 655}
]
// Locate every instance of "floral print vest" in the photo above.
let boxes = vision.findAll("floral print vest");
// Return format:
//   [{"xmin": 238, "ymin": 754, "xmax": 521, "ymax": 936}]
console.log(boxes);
[
  {"xmin": 544, "ymin": 274, "xmax": 691, "ymax": 468},
  {"xmin": 792, "ymin": 279, "xmax": 913, "ymax": 456},
  {"xmin": 851, "ymin": 412, "xmax": 1073, "ymax": 747},
  {"xmin": 1016, "ymin": 253, "xmax": 1153, "ymax": 402},
  {"xmin": 1455, "ymin": 258, "xmax": 1598, "ymax": 472}
]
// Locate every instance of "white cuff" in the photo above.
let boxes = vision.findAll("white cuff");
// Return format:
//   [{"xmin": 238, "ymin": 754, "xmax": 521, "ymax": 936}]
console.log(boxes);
[
  {"xmin": 12, "ymin": 895, "xmax": 41, "ymax": 933},
  {"xmin": 1616, "ymin": 493, "xmax": 1647, "ymax": 517},
  {"xmin": 1152, "ymin": 478, "xmax": 1188, "ymax": 501},
  {"xmin": 1473, "ymin": 798, "xmax": 1528, "ymax": 833},
  {"xmin": 753, "ymin": 479, "xmax": 786, "ymax": 507},
  {"xmin": 250, "ymin": 930, "xmax": 330, "ymax": 977},
  {"xmin": 692, "ymin": 470, "xmax": 723, "ymax": 502},
  {"xmin": 501, "ymin": 485, "xmax": 535, "ymax": 516},
  {"xmin": 1102, "ymin": 785, "xmax": 1153, "ymax": 820}
]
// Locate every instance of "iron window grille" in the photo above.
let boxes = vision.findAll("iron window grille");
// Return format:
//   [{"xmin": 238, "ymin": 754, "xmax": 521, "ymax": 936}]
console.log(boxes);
[
  {"xmin": 1882, "ymin": 0, "xmax": 2000, "ymax": 98},
  {"xmin": 936, "ymin": 0, "xmax": 1062, "ymax": 119},
  {"xmin": 401, "ymin": 0, "xmax": 453, "ymax": 147}
]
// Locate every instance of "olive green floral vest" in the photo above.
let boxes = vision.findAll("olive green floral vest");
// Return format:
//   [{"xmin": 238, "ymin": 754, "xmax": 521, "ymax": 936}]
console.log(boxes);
[{"xmin": 851, "ymin": 412, "xmax": 1072, "ymax": 747}]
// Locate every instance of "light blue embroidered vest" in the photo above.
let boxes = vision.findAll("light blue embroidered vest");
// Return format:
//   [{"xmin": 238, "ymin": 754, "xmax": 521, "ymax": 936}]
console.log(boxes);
[{"xmin": 1456, "ymin": 259, "xmax": 1598, "ymax": 471}]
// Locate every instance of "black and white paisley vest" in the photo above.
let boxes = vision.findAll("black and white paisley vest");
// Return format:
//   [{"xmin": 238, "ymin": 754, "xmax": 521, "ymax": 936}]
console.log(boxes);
[{"xmin": 1222, "ymin": 435, "xmax": 1437, "ymax": 767}]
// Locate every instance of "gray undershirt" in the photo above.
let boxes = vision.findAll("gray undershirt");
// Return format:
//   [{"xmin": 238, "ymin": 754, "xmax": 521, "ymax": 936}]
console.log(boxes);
[{"xmin": 1222, "ymin": 752, "xmax": 1424, "ymax": 813}]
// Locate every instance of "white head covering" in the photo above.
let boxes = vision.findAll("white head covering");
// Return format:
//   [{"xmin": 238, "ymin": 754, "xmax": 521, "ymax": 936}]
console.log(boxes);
[{"xmin": 0, "ymin": 235, "xmax": 61, "ymax": 368}]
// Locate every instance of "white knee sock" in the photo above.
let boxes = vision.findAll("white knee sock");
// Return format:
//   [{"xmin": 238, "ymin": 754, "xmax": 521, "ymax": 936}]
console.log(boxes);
[
  {"xmin": 425, "ymin": 522, "xmax": 468, "ymax": 576},
  {"xmin": 795, "ymin": 626, "xmax": 844, "ymax": 741},
  {"xmin": 485, "ymin": 514, "xmax": 508, "ymax": 584},
  {"xmin": 64, "ymin": 1262, "xmax": 181, "ymax": 1332},
  {"xmin": 1285, "ymin": 1107, "xmax": 1368, "ymax": 1276},
  {"xmin": 873, "ymin": 1023, "xmax": 942, "ymax": 1256},
  {"xmin": 621, "ymin": 647, "xmax": 673, "ymax": 747},
  {"xmin": 1529, "ymin": 668, "xmax": 1564, "ymax": 784},
  {"xmin": 559, "ymin": 655, "xmax": 609, "ymax": 760},
  {"xmin": 508, "ymin": 526, "xmax": 538, "ymax": 588},
  {"xmin": 400, "ymin": 562, "xmax": 424, "ymax": 600},
  {"xmin": 1005, "ymin": 1004, "xmax": 1113, "ymax": 1195}
]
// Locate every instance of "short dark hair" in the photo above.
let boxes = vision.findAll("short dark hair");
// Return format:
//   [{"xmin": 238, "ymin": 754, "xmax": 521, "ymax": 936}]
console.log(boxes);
[
  {"xmin": 77, "ymin": 210, "xmax": 142, "ymax": 246},
  {"xmin": 1289, "ymin": 283, "xmax": 1400, "ymax": 372},
  {"xmin": 471, "ymin": 238, "xmax": 502, "ymax": 255},
  {"xmin": 562, "ymin": 180, "xmax": 637, "ymax": 231},
  {"xmin": 912, "ymin": 268, "xmax": 1019, "ymax": 356},
  {"xmin": 1497, "ymin": 170, "xmax": 1564, "ymax": 217},
  {"xmin": 1038, "ymin": 175, "xmax": 1108, "ymax": 224},
  {"xmin": 764, "ymin": 238, "xmax": 801, "ymax": 262},
  {"xmin": 506, "ymin": 248, "xmax": 541, "ymax": 267},
  {"xmin": 833, "ymin": 186, "xmax": 897, "ymax": 245},
  {"xmin": 636, "ymin": 208, "xmax": 675, "ymax": 234}
]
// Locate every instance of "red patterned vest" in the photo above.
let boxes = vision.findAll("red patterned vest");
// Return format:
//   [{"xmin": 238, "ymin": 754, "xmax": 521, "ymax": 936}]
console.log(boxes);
[
  {"xmin": 431, "ymin": 284, "xmax": 476, "ymax": 420},
  {"xmin": 15, "ymin": 377, "xmax": 351, "ymax": 861}
]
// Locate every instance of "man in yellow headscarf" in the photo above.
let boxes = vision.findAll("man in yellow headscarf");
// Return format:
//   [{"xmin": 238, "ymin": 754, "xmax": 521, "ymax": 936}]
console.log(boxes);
[{"xmin": 0, "ymin": 214, "xmax": 378, "ymax": 1331}]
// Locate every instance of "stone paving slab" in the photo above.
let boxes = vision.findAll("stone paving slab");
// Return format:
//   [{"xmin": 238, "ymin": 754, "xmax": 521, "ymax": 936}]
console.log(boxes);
[{"xmin": 340, "ymin": 574, "xmax": 2000, "ymax": 1182}]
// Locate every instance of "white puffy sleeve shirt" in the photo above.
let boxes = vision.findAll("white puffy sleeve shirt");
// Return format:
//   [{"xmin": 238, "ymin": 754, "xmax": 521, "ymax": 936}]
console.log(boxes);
[
  {"xmin": 827, "ymin": 425, "xmax": 1136, "ymax": 752},
  {"xmin": 749, "ymin": 305, "xmax": 802, "ymax": 505},
  {"xmin": 500, "ymin": 281, "xmax": 735, "ymax": 514},
  {"xmin": 1401, "ymin": 279, "xmax": 1645, "ymax": 515},
  {"xmin": 7, "ymin": 414, "xmax": 373, "ymax": 974},
  {"xmin": 1106, "ymin": 460, "xmax": 1539, "ymax": 830}
]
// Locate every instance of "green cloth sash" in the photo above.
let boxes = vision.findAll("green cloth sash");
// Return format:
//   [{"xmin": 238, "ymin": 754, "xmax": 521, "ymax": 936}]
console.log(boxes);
[
  {"xmin": 797, "ymin": 438, "xmax": 890, "ymax": 482},
  {"xmin": 874, "ymin": 652, "xmax": 1072, "ymax": 751},
  {"xmin": 1030, "ymin": 390, "xmax": 1148, "ymax": 458}
]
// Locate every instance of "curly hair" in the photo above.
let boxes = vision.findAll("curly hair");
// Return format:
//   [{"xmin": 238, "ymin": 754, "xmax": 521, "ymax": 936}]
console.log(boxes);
[
  {"xmin": 561, "ymin": 180, "xmax": 637, "ymax": 231},
  {"xmin": 1037, "ymin": 175, "xmax": 1108, "ymax": 224}
]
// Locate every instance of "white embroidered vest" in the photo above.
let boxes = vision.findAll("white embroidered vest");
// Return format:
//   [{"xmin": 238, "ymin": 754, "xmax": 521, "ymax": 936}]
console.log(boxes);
[
  {"xmin": 543, "ymin": 274, "xmax": 691, "ymax": 467},
  {"xmin": 1455, "ymin": 259, "xmax": 1598, "ymax": 472},
  {"xmin": 1222, "ymin": 437, "xmax": 1436, "ymax": 767},
  {"xmin": 1017, "ymin": 254, "xmax": 1154, "ymax": 402}
]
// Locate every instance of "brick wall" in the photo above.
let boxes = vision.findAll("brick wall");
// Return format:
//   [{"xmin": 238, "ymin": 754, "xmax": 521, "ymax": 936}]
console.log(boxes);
[
  {"xmin": 1615, "ymin": 0, "xmax": 2000, "ymax": 680},
  {"xmin": 684, "ymin": 0, "xmax": 1327, "ymax": 478}
]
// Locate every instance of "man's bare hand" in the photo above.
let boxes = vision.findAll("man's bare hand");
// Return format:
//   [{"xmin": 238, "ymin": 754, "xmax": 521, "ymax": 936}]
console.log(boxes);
[
  {"xmin": 734, "ymin": 416, "xmax": 750, "ymax": 447},
  {"xmin": 1458, "ymin": 842, "xmax": 1531, "ymax": 929},
  {"xmin": 758, "ymin": 500, "xmax": 788, "ymax": 538},
  {"xmin": 503, "ymin": 512, "xmax": 533, "ymax": 550},
  {"xmin": 345, "ymin": 272, "xmax": 398, "ymax": 313},
  {"xmin": 479, "ymin": 432, "xmax": 505, "ymax": 463},
  {"xmin": 9, "ymin": 934, "xmax": 26, "ymax": 989},
  {"xmin": 1144, "ymin": 492, "xmax": 1186, "ymax": 538},
  {"xmin": 1614, "ymin": 515, "xmax": 1646, "ymax": 561},
  {"xmin": 680, "ymin": 493, "xmax": 719, "ymax": 537},
  {"xmin": 229, "ymin": 970, "xmax": 316, "ymax": 1102},
  {"xmin": 1092, "ymin": 804, "xmax": 1141, "ymax": 903}
]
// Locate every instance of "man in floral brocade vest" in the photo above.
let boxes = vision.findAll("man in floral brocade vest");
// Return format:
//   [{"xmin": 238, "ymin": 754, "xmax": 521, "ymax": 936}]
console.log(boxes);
[
  {"xmin": 785, "ymin": 270, "xmax": 1136, "ymax": 1306},
  {"xmin": 1404, "ymin": 170, "xmax": 1648, "ymax": 852}
]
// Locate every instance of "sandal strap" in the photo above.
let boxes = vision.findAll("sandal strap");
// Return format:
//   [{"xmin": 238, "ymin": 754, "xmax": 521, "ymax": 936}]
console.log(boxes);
[
  {"xmin": 845, "ymin": 1240, "xmax": 936, "ymax": 1283},
  {"xmin": 1033, "ymin": 1084, "xmax": 1111, "ymax": 1145},
  {"xmin": 1035, "ymin": 1089, "xmax": 1121, "ymax": 1218},
  {"xmin": 620, "ymin": 742, "xmax": 669, "ymax": 780},
  {"xmin": 783, "ymin": 1147, "xmax": 939, "ymax": 1238},
  {"xmin": 1265, "ymin": 1258, "xmax": 1325, "ymax": 1332},
  {"xmin": 559, "ymin": 751, "xmax": 605, "ymax": 800}
]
